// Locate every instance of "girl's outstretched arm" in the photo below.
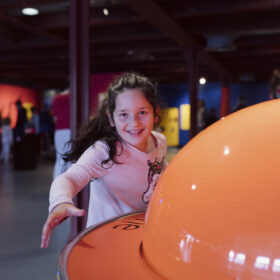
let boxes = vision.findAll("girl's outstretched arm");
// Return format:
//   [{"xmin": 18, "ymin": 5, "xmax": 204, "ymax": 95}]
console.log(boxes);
[
  {"xmin": 42, "ymin": 141, "xmax": 109, "ymax": 248},
  {"xmin": 41, "ymin": 203, "xmax": 85, "ymax": 248}
]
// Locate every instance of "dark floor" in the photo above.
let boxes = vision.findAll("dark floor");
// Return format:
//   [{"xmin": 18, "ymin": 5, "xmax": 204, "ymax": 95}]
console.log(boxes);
[
  {"xmin": 0, "ymin": 159, "xmax": 71, "ymax": 280},
  {"xmin": 0, "ymin": 147, "xmax": 180, "ymax": 280}
]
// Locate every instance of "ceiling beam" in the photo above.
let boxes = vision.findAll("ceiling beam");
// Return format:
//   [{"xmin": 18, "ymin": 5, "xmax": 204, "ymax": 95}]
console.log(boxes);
[
  {"xmin": 125, "ymin": 0, "xmax": 231, "ymax": 80},
  {"xmin": 217, "ymin": 48, "xmax": 280, "ymax": 58},
  {"xmin": 32, "ymin": 5, "xmax": 140, "ymax": 30},
  {"xmin": 0, "ymin": 0, "xmax": 66, "ymax": 9},
  {"xmin": 0, "ymin": 52, "xmax": 67, "ymax": 62},
  {"xmin": 125, "ymin": 0, "xmax": 198, "ymax": 47},
  {"xmin": 171, "ymin": 0, "xmax": 280, "ymax": 18},
  {"xmin": 188, "ymin": 16, "xmax": 280, "ymax": 36},
  {"xmin": 29, "ymin": 0, "xmax": 280, "ymax": 31},
  {"xmin": 238, "ymin": 33, "xmax": 280, "ymax": 46},
  {"xmin": 0, "ymin": 24, "xmax": 18, "ymax": 42},
  {"xmin": 0, "ymin": 10, "xmax": 67, "ymax": 43},
  {"xmin": 0, "ymin": 39, "xmax": 65, "ymax": 51}
]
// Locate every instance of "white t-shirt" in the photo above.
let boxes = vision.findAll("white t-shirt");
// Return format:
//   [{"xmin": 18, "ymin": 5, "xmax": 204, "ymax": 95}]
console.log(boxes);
[{"xmin": 49, "ymin": 131, "xmax": 167, "ymax": 227}]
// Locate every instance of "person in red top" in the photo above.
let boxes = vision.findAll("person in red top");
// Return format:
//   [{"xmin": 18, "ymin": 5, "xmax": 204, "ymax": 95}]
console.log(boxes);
[{"xmin": 51, "ymin": 89, "xmax": 71, "ymax": 179}]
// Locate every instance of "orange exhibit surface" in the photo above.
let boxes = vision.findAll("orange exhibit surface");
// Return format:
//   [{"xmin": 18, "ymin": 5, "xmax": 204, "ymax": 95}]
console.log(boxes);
[{"xmin": 59, "ymin": 99, "xmax": 280, "ymax": 280}]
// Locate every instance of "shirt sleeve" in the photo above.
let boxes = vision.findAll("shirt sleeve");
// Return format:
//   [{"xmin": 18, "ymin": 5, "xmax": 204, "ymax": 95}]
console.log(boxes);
[{"xmin": 49, "ymin": 141, "xmax": 111, "ymax": 212}]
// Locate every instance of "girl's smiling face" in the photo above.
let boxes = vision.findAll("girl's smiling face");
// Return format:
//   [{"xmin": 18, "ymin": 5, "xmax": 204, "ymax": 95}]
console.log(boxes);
[{"xmin": 112, "ymin": 88, "xmax": 156, "ymax": 152}]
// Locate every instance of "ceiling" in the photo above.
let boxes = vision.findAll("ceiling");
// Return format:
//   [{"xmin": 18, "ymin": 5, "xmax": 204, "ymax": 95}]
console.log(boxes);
[{"xmin": 0, "ymin": 0, "xmax": 280, "ymax": 88}]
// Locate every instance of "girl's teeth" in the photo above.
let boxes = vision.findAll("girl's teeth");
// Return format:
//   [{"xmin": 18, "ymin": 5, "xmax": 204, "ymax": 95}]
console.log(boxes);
[{"xmin": 130, "ymin": 129, "xmax": 142, "ymax": 134}]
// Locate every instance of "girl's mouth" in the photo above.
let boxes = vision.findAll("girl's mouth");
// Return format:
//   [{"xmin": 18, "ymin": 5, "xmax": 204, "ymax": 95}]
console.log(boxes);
[{"xmin": 128, "ymin": 129, "xmax": 144, "ymax": 136}]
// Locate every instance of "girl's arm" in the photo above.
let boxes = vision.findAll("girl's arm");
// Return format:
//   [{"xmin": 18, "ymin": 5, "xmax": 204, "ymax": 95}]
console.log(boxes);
[
  {"xmin": 41, "ymin": 174, "xmax": 90, "ymax": 249},
  {"xmin": 41, "ymin": 141, "xmax": 110, "ymax": 248},
  {"xmin": 48, "ymin": 141, "xmax": 110, "ymax": 212}
]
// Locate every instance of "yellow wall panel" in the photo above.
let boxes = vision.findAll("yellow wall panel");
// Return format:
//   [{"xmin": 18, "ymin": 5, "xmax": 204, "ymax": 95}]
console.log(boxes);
[
  {"xmin": 180, "ymin": 104, "xmax": 190, "ymax": 130},
  {"xmin": 160, "ymin": 107, "xmax": 179, "ymax": 146}
]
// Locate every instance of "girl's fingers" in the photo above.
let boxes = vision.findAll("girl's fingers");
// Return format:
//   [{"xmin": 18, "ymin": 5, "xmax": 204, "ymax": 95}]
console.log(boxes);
[
  {"xmin": 41, "ymin": 205, "xmax": 85, "ymax": 248},
  {"xmin": 67, "ymin": 207, "xmax": 85, "ymax": 217},
  {"xmin": 41, "ymin": 215, "xmax": 61, "ymax": 248},
  {"xmin": 41, "ymin": 232, "xmax": 49, "ymax": 248},
  {"xmin": 41, "ymin": 221, "xmax": 52, "ymax": 248}
]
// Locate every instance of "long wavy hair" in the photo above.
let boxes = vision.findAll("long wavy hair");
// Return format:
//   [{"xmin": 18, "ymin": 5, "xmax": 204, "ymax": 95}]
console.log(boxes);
[{"xmin": 63, "ymin": 72, "xmax": 160, "ymax": 167}]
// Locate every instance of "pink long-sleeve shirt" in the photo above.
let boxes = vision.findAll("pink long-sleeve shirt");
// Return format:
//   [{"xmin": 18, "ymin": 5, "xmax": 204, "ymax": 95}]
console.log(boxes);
[{"xmin": 49, "ymin": 131, "xmax": 167, "ymax": 227}]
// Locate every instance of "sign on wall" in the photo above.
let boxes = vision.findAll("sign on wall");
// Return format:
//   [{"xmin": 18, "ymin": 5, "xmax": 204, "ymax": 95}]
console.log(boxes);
[{"xmin": 180, "ymin": 104, "xmax": 190, "ymax": 130}]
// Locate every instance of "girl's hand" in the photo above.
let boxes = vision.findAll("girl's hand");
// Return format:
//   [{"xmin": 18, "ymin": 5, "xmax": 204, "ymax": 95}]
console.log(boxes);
[{"xmin": 41, "ymin": 203, "xmax": 85, "ymax": 248}]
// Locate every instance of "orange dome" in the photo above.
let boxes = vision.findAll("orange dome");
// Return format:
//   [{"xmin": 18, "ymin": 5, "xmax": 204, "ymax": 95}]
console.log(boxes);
[
  {"xmin": 143, "ymin": 99, "xmax": 280, "ymax": 279},
  {"xmin": 60, "ymin": 100, "xmax": 280, "ymax": 280}
]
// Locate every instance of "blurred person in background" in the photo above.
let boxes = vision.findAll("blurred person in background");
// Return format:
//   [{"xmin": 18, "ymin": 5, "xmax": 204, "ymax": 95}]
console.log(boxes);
[
  {"xmin": 13, "ymin": 100, "xmax": 27, "ymax": 143},
  {"xmin": 13, "ymin": 100, "xmax": 27, "ymax": 168},
  {"xmin": 197, "ymin": 99, "xmax": 207, "ymax": 132},
  {"xmin": 39, "ymin": 103, "xmax": 54, "ymax": 159},
  {"xmin": 0, "ymin": 105, "xmax": 13, "ymax": 164},
  {"xmin": 232, "ymin": 96, "xmax": 247, "ymax": 112},
  {"xmin": 31, "ymin": 106, "xmax": 40, "ymax": 158},
  {"xmin": 51, "ymin": 89, "xmax": 71, "ymax": 179},
  {"xmin": 270, "ymin": 68, "xmax": 280, "ymax": 99},
  {"xmin": 205, "ymin": 107, "xmax": 218, "ymax": 127}
]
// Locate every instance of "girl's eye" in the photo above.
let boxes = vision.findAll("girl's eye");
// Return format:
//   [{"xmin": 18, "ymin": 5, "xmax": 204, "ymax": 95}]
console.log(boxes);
[
  {"xmin": 119, "ymin": 113, "xmax": 127, "ymax": 118},
  {"xmin": 139, "ymin": 111, "xmax": 147, "ymax": 116}
]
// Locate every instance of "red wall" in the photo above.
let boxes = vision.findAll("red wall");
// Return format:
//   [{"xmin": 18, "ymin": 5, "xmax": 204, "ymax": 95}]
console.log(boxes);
[
  {"xmin": 0, "ymin": 74, "xmax": 119, "ymax": 129},
  {"xmin": 0, "ymin": 84, "xmax": 38, "ymax": 128},
  {"xmin": 90, "ymin": 73, "xmax": 121, "ymax": 113}
]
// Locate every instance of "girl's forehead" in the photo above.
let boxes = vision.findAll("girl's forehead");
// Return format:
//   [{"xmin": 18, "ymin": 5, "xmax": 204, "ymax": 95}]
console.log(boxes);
[
  {"xmin": 117, "ymin": 88, "xmax": 144, "ymax": 97},
  {"xmin": 114, "ymin": 89, "xmax": 152, "ymax": 110}
]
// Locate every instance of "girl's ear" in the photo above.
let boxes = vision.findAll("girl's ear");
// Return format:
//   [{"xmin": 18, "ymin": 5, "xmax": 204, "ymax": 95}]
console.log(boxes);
[{"xmin": 106, "ymin": 110, "xmax": 115, "ymax": 127}]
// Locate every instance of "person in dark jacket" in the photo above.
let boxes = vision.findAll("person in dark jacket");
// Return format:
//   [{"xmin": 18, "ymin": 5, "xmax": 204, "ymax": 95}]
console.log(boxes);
[{"xmin": 13, "ymin": 100, "xmax": 27, "ymax": 142}]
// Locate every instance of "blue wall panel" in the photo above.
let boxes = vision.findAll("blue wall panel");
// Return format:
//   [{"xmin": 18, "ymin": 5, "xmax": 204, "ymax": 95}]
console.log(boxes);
[
  {"xmin": 159, "ymin": 82, "xmax": 270, "ymax": 147},
  {"xmin": 159, "ymin": 84, "xmax": 190, "ymax": 146},
  {"xmin": 229, "ymin": 83, "xmax": 269, "ymax": 111},
  {"xmin": 198, "ymin": 82, "xmax": 221, "ymax": 116}
]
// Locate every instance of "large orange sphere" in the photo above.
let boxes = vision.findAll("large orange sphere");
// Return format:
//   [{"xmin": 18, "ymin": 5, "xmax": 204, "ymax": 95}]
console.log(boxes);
[{"xmin": 143, "ymin": 100, "xmax": 280, "ymax": 279}]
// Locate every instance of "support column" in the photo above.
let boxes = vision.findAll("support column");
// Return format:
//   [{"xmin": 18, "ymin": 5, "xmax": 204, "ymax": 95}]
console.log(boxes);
[
  {"xmin": 185, "ymin": 49, "xmax": 202, "ymax": 140},
  {"xmin": 69, "ymin": 0, "xmax": 90, "ymax": 236},
  {"xmin": 220, "ymin": 76, "xmax": 230, "ymax": 118}
]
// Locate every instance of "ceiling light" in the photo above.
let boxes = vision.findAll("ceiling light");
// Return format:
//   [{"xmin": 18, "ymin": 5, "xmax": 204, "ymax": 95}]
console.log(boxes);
[
  {"xmin": 22, "ymin": 7, "xmax": 39, "ymax": 16},
  {"xmin": 199, "ymin": 77, "xmax": 206, "ymax": 85},
  {"xmin": 103, "ymin": 8, "xmax": 109, "ymax": 16}
]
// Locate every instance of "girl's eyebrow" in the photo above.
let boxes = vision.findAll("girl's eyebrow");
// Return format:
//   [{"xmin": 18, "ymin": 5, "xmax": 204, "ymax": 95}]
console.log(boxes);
[{"xmin": 117, "ymin": 106, "xmax": 149, "ymax": 112}]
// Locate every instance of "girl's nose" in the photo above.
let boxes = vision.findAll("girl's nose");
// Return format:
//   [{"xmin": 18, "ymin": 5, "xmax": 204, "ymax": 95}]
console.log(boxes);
[{"xmin": 129, "ymin": 114, "xmax": 139, "ymax": 125}]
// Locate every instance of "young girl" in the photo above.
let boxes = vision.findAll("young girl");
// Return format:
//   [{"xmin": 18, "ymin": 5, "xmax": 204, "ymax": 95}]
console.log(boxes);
[{"xmin": 41, "ymin": 73, "xmax": 167, "ymax": 248}]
